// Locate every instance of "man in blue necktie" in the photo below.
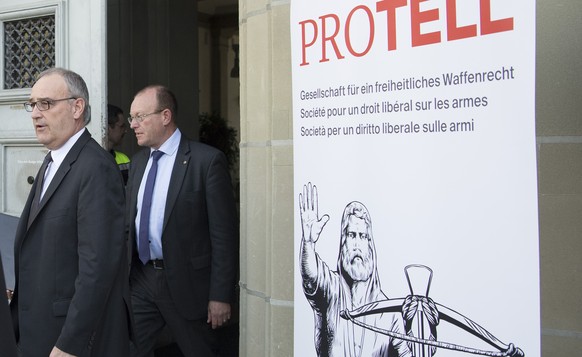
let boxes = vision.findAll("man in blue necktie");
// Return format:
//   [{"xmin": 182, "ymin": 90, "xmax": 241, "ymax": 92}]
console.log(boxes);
[{"xmin": 126, "ymin": 85, "xmax": 238, "ymax": 357}]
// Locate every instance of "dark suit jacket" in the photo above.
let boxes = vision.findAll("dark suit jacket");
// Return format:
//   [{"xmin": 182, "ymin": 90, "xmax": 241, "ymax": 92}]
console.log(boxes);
[
  {"xmin": 0, "ymin": 254, "xmax": 16, "ymax": 357},
  {"xmin": 10, "ymin": 129, "xmax": 131, "ymax": 356},
  {"xmin": 127, "ymin": 137, "xmax": 238, "ymax": 320}
]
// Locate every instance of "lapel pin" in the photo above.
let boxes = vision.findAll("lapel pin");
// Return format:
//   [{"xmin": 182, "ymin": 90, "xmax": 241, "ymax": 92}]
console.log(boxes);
[{"xmin": 183, "ymin": 160, "xmax": 187, "ymax": 165}]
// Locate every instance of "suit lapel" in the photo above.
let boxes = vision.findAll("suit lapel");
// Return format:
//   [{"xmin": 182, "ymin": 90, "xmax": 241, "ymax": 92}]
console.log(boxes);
[
  {"xmin": 27, "ymin": 130, "xmax": 91, "ymax": 228},
  {"xmin": 23, "ymin": 158, "xmax": 46, "ymax": 230},
  {"xmin": 129, "ymin": 149, "xmax": 149, "ymax": 218},
  {"xmin": 15, "ymin": 171, "xmax": 38, "ymax": 260},
  {"xmin": 128, "ymin": 148, "xmax": 150, "ymax": 257},
  {"xmin": 163, "ymin": 138, "xmax": 190, "ymax": 232}
]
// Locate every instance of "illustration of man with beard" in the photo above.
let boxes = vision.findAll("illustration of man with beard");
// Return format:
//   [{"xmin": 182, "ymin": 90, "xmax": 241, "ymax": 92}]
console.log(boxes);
[{"xmin": 299, "ymin": 183, "xmax": 412, "ymax": 357}]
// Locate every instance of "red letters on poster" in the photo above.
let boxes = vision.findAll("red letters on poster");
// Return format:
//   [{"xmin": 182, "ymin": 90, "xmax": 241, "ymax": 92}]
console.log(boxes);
[{"xmin": 299, "ymin": 0, "xmax": 514, "ymax": 66}]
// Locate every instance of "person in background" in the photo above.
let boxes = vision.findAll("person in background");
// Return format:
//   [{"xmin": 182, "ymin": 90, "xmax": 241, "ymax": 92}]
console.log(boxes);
[
  {"xmin": 108, "ymin": 104, "xmax": 131, "ymax": 184},
  {"xmin": 126, "ymin": 84, "xmax": 238, "ymax": 357},
  {"xmin": 11, "ymin": 67, "xmax": 132, "ymax": 356}
]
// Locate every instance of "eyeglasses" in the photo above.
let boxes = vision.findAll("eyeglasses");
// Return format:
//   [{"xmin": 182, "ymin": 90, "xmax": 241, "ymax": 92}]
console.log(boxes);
[
  {"xmin": 24, "ymin": 97, "xmax": 77, "ymax": 112},
  {"xmin": 127, "ymin": 109, "xmax": 164, "ymax": 124}
]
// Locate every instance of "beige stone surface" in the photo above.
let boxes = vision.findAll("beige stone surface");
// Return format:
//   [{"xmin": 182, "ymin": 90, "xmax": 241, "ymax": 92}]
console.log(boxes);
[
  {"xmin": 271, "ymin": 5, "xmax": 292, "ymax": 115},
  {"xmin": 538, "ymin": 144, "xmax": 582, "ymax": 195},
  {"xmin": 239, "ymin": 293, "xmax": 268, "ymax": 357},
  {"xmin": 272, "ymin": 109, "xmax": 292, "ymax": 140},
  {"xmin": 536, "ymin": 0, "xmax": 582, "ymax": 136},
  {"xmin": 240, "ymin": 146, "xmax": 269, "ymax": 293},
  {"xmin": 539, "ymin": 194, "xmax": 582, "ymax": 331},
  {"xmin": 270, "ymin": 156, "xmax": 294, "ymax": 301},
  {"xmin": 239, "ymin": 20, "xmax": 249, "ymax": 140},
  {"xmin": 269, "ymin": 304, "xmax": 294, "ymax": 356},
  {"xmin": 542, "ymin": 333, "xmax": 582, "ymax": 357},
  {"xmin": 243, "ymin": 14, "xmax": 272, "ymax": 143},
  {"xmin": 271, "ymin": 6, "xmax": 293, "ymax": 141},
  {"xmin": 240, "ymin": 0, "xmax": 270, "ymax": 17}
]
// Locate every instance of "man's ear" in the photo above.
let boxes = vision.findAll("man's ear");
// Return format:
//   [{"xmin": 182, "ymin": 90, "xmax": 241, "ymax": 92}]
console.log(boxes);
[
  {"xmin": 72, "ymin": 98, "xmax": 86, "ymax": 120},
  {"xmin": 161, "ymin": 108, "xmax": 172, "ymax": 126}
]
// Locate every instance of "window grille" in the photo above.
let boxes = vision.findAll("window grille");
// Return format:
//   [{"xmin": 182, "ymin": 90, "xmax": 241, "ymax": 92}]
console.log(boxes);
[{"xmin": 4, "ymin": 15, "xmax": 56, "ymax": 90}]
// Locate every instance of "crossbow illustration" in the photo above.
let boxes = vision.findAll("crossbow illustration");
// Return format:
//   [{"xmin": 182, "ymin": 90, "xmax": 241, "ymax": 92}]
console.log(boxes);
[{"xmin": 340, "ymin": 265, "xmax": 525, "ymax": 357}]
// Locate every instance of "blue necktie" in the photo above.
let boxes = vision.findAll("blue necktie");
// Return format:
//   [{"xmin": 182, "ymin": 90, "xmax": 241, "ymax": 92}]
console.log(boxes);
[{"xmin": 138, "ymin": 150, "xmax": 164, "ymax": 264}]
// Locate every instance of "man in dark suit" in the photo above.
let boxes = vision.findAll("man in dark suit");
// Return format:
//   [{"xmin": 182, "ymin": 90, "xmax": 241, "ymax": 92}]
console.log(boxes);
[
  {"xmin": 0, "ymin": 254, "xmax": 17, "ymax": 357},
  {"xmin": 127, "ymin": 85, "xmax": 238, "ymax": 356},
  {"xmin": 11, "ymin": 68, "xmax": 131, "ymax": 356}
]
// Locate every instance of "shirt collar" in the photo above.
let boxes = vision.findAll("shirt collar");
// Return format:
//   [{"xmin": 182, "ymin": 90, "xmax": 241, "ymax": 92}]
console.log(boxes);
[
  {"xmin": 50, "ymin": 128, "xmax": 86, "ymax": 165},
  {"xmin": 151, "ymin": 128, "xmax": 181, "ymax": 157}
]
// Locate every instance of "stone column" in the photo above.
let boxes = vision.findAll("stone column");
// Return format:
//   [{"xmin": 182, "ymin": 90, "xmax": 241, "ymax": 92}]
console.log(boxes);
[
  {"xmin": 238, "ymin": 0, "xmax": 294, "ymax": 356},
  {"xmin": 537, "ymin": 0, "xmax": 582, "ymax": 354}
]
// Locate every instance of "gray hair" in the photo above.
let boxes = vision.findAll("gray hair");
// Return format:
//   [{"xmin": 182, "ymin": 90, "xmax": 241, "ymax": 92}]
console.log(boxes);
[{"xmin": 36, "ymin": 67, "xmax": 91, "ymax": 124}]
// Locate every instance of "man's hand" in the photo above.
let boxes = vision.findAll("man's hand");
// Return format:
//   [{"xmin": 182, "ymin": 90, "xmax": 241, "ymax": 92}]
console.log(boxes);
[
  {"xmin": 299, "ymin": 182, "xmax": 329, "ymax": 244},
  {"xmin": 50, "ymin": 346, "xmax": 76, "ymax": 357},
  {"xmin": 207, "ymin": 300, "xmax": 231, "ymax": 329}
]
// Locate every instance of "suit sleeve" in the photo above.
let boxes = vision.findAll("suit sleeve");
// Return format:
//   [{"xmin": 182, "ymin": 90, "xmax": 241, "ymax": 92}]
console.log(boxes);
[
  {"xmin": 205, "ymin": 151, "xmax": 238, "ymax": 303},
  {"xmin": 0, "ymin": 254, "xmax": 17, "ymax": 357},
  {"xmin": 55, "ymin": 152, "xmax": 126, "ymax": 354}
]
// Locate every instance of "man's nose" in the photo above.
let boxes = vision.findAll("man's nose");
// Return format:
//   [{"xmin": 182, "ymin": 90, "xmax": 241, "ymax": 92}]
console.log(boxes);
[{"xmin": 31, "ymin": 106, "xmax": 43, "ymax": 119}]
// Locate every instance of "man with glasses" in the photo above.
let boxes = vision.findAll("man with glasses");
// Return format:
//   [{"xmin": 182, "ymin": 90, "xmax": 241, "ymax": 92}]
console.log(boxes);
[
  {"xmin": 126, "ymin": 85, "xmax": 237, "ymax": 356},
  {"xmin": 12, "ymin": 68, "xmax": 132, "ymax": 356}
]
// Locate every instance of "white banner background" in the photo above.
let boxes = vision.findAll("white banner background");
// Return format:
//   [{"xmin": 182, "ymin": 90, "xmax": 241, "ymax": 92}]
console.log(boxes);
[{"xmin": 292, "ymin": 1, "xmax": 539, "ymax": 356}]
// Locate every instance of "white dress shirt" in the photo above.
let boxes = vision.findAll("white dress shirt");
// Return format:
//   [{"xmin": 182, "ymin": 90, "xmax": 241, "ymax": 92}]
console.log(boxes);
[
  {"xmin": 135, "ymin": 129, "xmax": 181, "ymax": 259},
  {"xmin": 41, "ymin": 128, "xmax": 86, "ymax": 199}
]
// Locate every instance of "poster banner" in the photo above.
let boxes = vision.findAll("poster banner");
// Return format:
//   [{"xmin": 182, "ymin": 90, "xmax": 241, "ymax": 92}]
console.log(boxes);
[{"xmin": 291, "ymin": 1, "xmax": 539, "ymax": 357}]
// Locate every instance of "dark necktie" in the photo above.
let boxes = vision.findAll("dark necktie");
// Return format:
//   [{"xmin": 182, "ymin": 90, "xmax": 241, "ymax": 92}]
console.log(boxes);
[
  {"xmin": 138, "ymin": 150, "xmax": 164, "ymax": 264},
  {"xmin": 28, "ymin": 152, "xmax": 52, "ymax": 226}
]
